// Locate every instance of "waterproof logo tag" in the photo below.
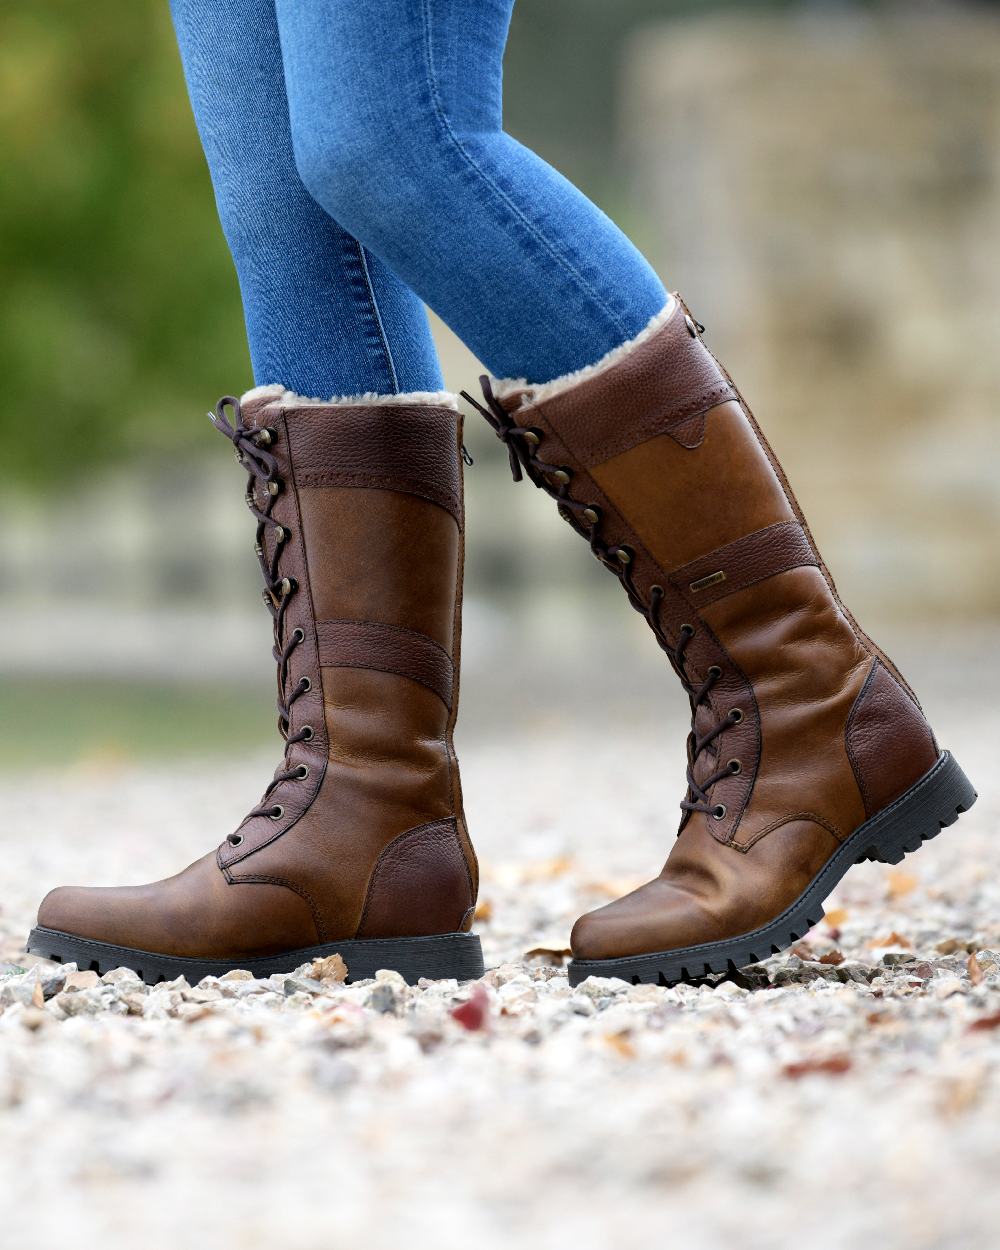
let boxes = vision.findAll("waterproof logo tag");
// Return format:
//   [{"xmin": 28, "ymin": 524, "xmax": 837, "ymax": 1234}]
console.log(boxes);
[{"xmin": 690, "ymin": 570, "xmax": 727, "ymax": 593}]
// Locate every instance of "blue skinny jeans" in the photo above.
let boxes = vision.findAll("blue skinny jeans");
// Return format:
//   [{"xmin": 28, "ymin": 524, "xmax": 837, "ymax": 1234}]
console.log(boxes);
[{"xmin": 169, "ymin": 0, "xmax": 668, "ymax": 396}]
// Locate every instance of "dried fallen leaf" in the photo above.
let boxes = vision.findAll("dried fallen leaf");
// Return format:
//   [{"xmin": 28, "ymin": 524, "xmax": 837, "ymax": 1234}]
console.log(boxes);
[
  {"xmin": 604, "ymin": 1030, "xmax": 636, "ymax": 1059},
  {"xmin": 523, "ymin": 947, "xmax": 572, "ymax": 966},
  {"xmin": 825, "ymin": 908, "xmax": 849, "ymax": 928},
  {"xmin": 450, "ymin": 983, "xmax": 490, "ymax": 1032},
  {"xmin": 790, "ymin": 942, "xmax": 815, "ymax": 960},
  {"xmin": 308, "ymin": 954, "xmax": 348, "ymax": 984},
  {"xmin": 886, "ymin": 869, "xmax": 918, "ymax": 900},
  {"xmin": 521, "ymin": 857, "xmax": 574, "ymax": 882},
  {"xmin": 782, "ymin": 1054, "xmax": 852, "ymax": 1079},
  {"xmin": 818, "ymin": 950, "xmax": 846, "ymax": 966},
  {"xmin": 474, "ymin": 899, "xmax": 493, "ymax": 922},
  {"xmin": 936, "ymin": 938, "xmax": 968, "ymax": 956},
  {"xmin": 870, "ymin": 931, "xmax": 912, "ymax": 949},
  {"xmin": 940, "ymin": 1074, "xmax": 983, "ymax": 1117},
  {"xmin": 967, "ymin": 1011, "xmax": 1000, "ymax": 1033},
  {"xmin": 967, "ymin": 952, "xmax": 985, "ymax": 986}
]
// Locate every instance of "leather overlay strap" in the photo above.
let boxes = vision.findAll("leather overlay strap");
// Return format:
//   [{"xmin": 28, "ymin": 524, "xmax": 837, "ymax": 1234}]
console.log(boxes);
[
  {"xmin": 668, "ymin": 520, "xmax": 817, "ymax": 609},
  {"xmin": 315, "ymin": 618, "xmax": 454, "ymax": 709},
  {"xmin": 286, "ymin": 405, "xmax": 462, "ymax": 524},
  {"xmin": 531, "ymin": 304, "xmax": 737, "ymax": 469}
]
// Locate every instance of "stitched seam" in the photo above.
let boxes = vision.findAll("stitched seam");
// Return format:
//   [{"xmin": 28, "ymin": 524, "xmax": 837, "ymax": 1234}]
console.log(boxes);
[
  {"xmin": 316, "ymin": 618, "xmax": 454, "ymax": 707},
  {"xmin": 230, "ymin": 873, "xmax": 327, "ymax": 943},
  {"xmin": 321, "ymin": 659, "xmax": 452, "ymax": 709},
  {"xmin": 583, "ymin": 385, "xmax": 735, "ymax": 466},
  {"xmin": 668, "ymin": 520, "xmax": 804, "ymax": 584},
  {"xmin": 734, "ymin": 811, "xmax": 844, "ymax": 853},
  {"xmin": 355, "ymin": 240, "xmax": 400, "ymax": 392},
  {"xmin": 316, "ymin": 617, "xmax": 454, "ymax": 665},
  {"xmin": 845, "ymin": 658, "xmax": 881, "ymax": 819},
  {"xmin": 356, "ymin": 817, "xmax": 471, "ymax": 937},
  {"xmin": 296, "ymin": 469, "xmax": 461, "ymax": 516},
  {"xmin": 419, "ymin": 0, "xmax": 629, "ymax": 343}
]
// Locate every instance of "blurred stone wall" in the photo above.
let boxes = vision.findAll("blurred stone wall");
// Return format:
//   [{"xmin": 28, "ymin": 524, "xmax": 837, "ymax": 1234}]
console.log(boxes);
[
  {"xmin": 623, "ymin": 4, "xmax": 1000, "ymax": 620},
  {"xmin": 5, "ymin": 4, "xmax": 999, "ymax": 692}
]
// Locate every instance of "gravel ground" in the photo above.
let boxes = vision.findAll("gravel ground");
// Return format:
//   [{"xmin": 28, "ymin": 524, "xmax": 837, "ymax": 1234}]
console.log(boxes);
[{"xmin": 1, "ymin": 707, "xmax": 998, "ymax": 1250}]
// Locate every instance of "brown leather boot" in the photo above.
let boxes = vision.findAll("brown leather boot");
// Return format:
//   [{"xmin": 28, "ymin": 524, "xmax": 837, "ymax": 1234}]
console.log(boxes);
[
  {"xmin": 465, "ymin": 295, "xmax": 977, "ymax": 986},
  {"xmin": 29, "ymin": 388, "xmax": 483, "ymax": 984}
]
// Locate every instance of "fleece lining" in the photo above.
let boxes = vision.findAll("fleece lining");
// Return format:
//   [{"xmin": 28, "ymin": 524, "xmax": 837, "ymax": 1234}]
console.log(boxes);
[
  {"xmin": 490, "ymin": 295, "xmax": 678, "ymax": 409},
  {"xmin": 241, "ymin": 383, "xmax": 460, "ymax": 411}
]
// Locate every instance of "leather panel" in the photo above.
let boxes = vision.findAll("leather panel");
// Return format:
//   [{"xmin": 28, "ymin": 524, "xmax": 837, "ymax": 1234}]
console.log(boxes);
[
  {"xmin": 588, "ymin": 401, "xmax": 797, "ymax": 571},
  {"xmin": 298, "ymin": 487, "xmax": 459, "ymax": 651},
  {"xmin": 846, "ymin": 659, "xmax": 939, "ymax": 817},
  {"xmin": 316, "ymin": 618, "xmax": 454, "ymax": 709},
  {"xmin": 668, "ymin": 520, "xmax": 818, "ymax": 609},
  {"xmin": 284, "ymin": 403, "xmax": 462, "ymax": 522},
  {"xmin": 701, "ymin": 567, "xmax": 871, "ymax": 845},
  {"xmin": 231, "ymin": 669, "xmax": 455, "ymax": 939},
  {"xmin": 531, "ymin": 300, "xmax": 736, "ymax": 467},
  {"xmin": 37, "ymin": 853, "xmax": 320, "ymax": 959},
  {"xmin": 356, "ymin": 818, "xmax": 473, "ymax": 939}
]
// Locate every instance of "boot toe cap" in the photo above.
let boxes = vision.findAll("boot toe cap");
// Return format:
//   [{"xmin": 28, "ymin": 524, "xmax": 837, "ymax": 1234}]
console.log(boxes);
[
  {"xmin": 571, "ymin": 878, "xmax": 724, "ymax": 963},
  {"xmin": 36, "ymin": 885, "xmax": 103, "ymax": 939}
]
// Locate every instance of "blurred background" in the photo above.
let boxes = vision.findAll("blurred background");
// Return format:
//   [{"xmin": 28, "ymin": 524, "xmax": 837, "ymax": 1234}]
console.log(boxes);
[{"xmin": 1, "ymin": 0, "xmax": 998, "ymax": 770}]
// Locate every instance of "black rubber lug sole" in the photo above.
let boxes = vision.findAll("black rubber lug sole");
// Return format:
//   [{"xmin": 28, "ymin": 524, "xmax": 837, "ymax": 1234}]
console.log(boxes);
[
  {"xmin": 25, "ymin": 928, "xmax": 485, "ymax": 987},
  {"xmin": 567, "ymin": 750, "xmax": 977, "ymax": 988}
]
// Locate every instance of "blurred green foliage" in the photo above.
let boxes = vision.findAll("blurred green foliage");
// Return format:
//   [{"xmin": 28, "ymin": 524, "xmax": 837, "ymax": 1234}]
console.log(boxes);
[
  {"xmin": 0, "ymin": 678, "xmax": 273, "ymax": 765},
  {"xmin": 1, "ymin": 3, "xmax": 248, "ymax": 488},
  {"xmin": 2, "ymin": 0, "xmax": 921, "ymax": 488}
]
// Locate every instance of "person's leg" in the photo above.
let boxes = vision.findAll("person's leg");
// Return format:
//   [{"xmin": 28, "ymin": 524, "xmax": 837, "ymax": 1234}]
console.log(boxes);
[
  {"xmin": 26, "ymin": 0, "xmax": 485, "ymax": 985},
  {"xmin": 169, "ymin": 0, "xmax": 443, "ymax": 396},
  {"xmin": 274, "ymin": 0, "xmax": 668, "ymax": 384}
]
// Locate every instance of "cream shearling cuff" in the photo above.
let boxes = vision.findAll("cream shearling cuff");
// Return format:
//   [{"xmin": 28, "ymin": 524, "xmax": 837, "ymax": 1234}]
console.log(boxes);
[
  {"xmin": 241, "ymin": 383, "xmax": 460, "ymax": 411},
  {"xmin": 490, "ymin": 295, "xmax": 678, "ymax": 409}
]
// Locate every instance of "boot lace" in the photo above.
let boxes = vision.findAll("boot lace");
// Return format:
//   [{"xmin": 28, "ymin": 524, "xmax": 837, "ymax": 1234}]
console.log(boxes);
[
  {"xmin": 462, "ymin": 378, "xmax": 741, "ymax": 823},
  {"xmin": 210, "ymin": 396, "xmax": 314, "ymax": 831}
]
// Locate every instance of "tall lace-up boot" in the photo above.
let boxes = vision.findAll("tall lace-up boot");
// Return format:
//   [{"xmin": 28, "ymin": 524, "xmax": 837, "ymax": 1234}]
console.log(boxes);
[
  {"xmin": 29, "ymin": 388, "xmax": 483, "ymax": 984},
  {"xmin": 465, "ymin": 295, "xmax": 976, "ymax": 986}
]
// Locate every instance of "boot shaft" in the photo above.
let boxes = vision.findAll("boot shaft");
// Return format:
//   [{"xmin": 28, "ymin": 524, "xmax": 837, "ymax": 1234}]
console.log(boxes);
[
  {"xmin": 475, "ymin": 297, "xmax": 937, "ymax": 852},
  {"xmin": 216, "ymin": 389, "xmax": 475, "ymax": 939}
]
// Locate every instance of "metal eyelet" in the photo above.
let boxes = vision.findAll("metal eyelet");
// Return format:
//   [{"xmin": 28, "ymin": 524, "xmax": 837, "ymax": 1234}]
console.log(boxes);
[
  {"xmin": 301, "ymin": 725, "xmax": 314, "ymax": 741},
  {"xmin": 615, "ymin": 547, "xmax": 633, "ymax": 565},
  {"xmin": 712, "ymin": 803, "xmax": 727, "ymax": 820},
  {"xmin": 292, "ymin": 627, "xmax": 305, "ymax": 643},
  {"xmin": 523, "ymin": 430, "xmax": 541, "ymax": 447},
  {"xmin": 582, "ymin": 506, "xmax": 601, "ymax": 526},
  {"xmin": 227, "ymin": 833, "xmax": 244, "ymax": 847},
  {"xmin": 680, "ymin": 623, "xmax": 695, "ymax": 637},
  {"xmin": 708, "ymin": 665, "xmax": 723, "ymax": 679},
  {"xmin": 267, "ymin": 480, "xmax": 280, "ymax": 496},
  {"xmin": 299, "ymin": 677, "xmax": 312, "ymax": 693},
  {"xmin": 728, "ymin": 759, "xmax": 742, "ymax": 775},
  {"xmin": 274, "ymin": 526, "xmax": 288, "ymax": 544},
  {"xmin": 295, "ymin": 765, "xmax": 309, "ymax": 780},
  {"xmin": 551, "ymin": 468, "xmax": 571, "ymax": 485},
  {"xmin": 729, "ymin": 708, "xmax": 744, "ymax": 724},
  {"xmin": 254, "ymin": 427, "xmax": 277, "ymax": 448},
  {"xmin": 269, "ymin": 805, "xmax": 284, "ymax": 821},
  {"xmin": 279, "ymin": 577, "xmax": 294, "ymax": 597}
]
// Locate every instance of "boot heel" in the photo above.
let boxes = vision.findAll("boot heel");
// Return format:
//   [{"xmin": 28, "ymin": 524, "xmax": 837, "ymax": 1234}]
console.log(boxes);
[{"xmin": 859, "ymin": 751, "xmax": 977, "ymax": 866}]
